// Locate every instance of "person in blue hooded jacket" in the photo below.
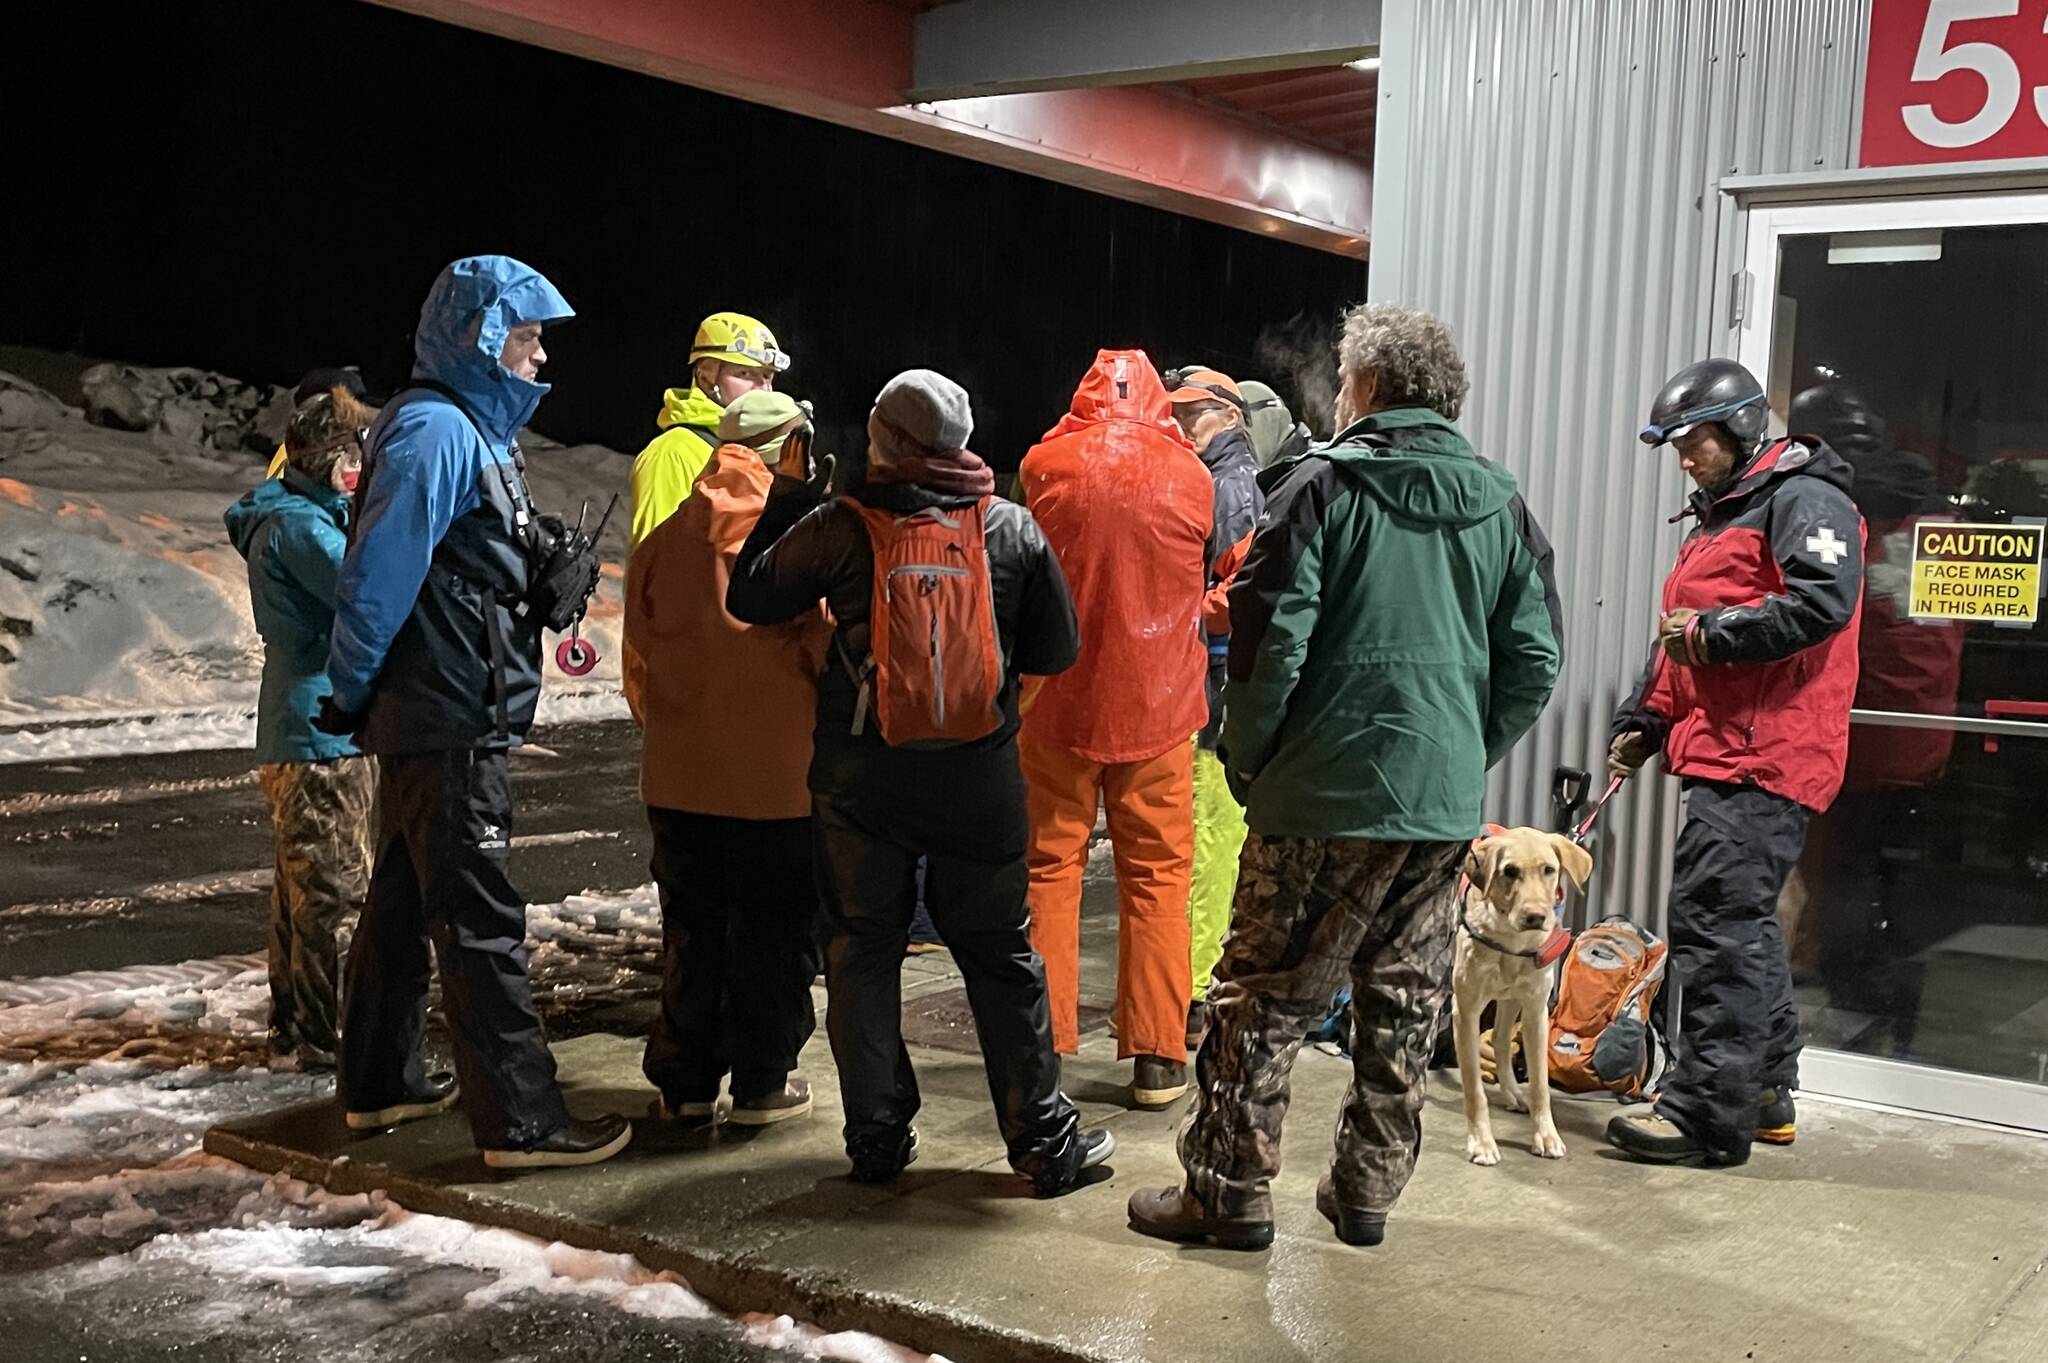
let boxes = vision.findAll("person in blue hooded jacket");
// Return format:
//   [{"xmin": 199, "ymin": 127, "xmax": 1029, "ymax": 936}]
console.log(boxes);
[
  {"xmin": 319, "ymin": 255, "xmax": 630, "ymax": 1170},
  {"xmin": 225, "ymin": 385, "xmax": 376, "ymax": 1071}
]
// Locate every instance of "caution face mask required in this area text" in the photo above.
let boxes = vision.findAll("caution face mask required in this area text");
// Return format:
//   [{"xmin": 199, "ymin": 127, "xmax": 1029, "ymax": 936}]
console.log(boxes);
[{"xmin": 1908, "ymin": 522, "xmax": 2045, "ymax": 624}]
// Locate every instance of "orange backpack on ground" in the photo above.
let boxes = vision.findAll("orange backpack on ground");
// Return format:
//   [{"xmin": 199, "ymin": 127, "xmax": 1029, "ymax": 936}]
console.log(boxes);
[
  {"xmin": 843, "ymin": 497, "xmax": 1005, "ymax": 747},
  {"xmin": 1547, "ymin": 916, "xmax": 1668, "ymax": 1100}
]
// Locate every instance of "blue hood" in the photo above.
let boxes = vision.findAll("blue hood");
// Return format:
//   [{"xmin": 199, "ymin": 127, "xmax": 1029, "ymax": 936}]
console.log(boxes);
[{"xmin": 411, "ymin": 255, "xmax": 574, "ymax": 446}]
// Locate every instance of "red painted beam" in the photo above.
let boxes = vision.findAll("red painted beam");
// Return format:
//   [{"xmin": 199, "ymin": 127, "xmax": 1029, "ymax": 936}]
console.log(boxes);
[{"xmin": 362, "ymin": 0, "xmax": 1369, "ymax": 256}]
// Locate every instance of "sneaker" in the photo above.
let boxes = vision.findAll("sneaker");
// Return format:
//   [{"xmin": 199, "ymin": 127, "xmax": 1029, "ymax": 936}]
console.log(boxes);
[
  {"xmin": 1185, "ymin": 1000, "xmax": 1212, "ymax": 1053},
  {"xmin": 1126, "ymin": 1186, "xmax": 1275, "ymax": 1251},
  {"xmin": 849, "ymin": 1127, "xmax": 920, "ymax": 1184},
  {"xmin": 482, "ymin": 1114, "xmax": 634, "ymax": 1170},
  {"xmin": 1030, "ymin": 1128, "xmax": 1116, "ymax": 1197},
  {"xmin": 1605, "ymin": 1111, "xmax": 1717, "ymax": 1166},
  {"xmin": 1757, "ymin": 1087, "xmax": 1797, "ymax": 1146},
  {"xmin": 346, "ymin": 1072, "xmax": 459, "ymax": 1131},
  {"xmin": 1133, "ymin": 1056, "xmax": 1189, "ymax": 1109},
  {"xmin": 730, "ymin": 1079, "xmax": 813, "ymax": 1127},
  {"xmin": 1315, "ymin": 1176, "xmax": 1388, "ymax": 1248},
  {"xmin": 648, "ymin": 1094, "xmax": 719, "ymax": 1124}
]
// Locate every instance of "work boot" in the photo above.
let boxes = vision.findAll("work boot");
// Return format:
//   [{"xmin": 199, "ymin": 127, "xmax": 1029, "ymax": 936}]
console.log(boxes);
[
  {"xmin": 848, "ymin": 1127, "xmax": 920, "ymax": 1184},
  {"xmin": 1133, "ymin": 1056, "xmax": 1189, "ymax": 1109},
  {"xmin": 1126, "ymin": 1187, "xmax": 1275, "ymax": 1251},
  {"xmin": 482, "ymin": 1114, "xmax": 634, "ymax": 1171},
  {"xmin": 345, "ymin": 1072, "xmax": 459, "ymax": 1131},
  {"xmin": 1757, "ymin": 1086, "xmax": 1797, "ymax": 1146},
  {"xmin": 1315, "ymin": 1176, "xmax": 1388, "ymax": 1248},
  {"xmin": 730, "ymin": 1079, "xmax": 813, "ymax": 1127},
  {"xmin": 1185, "ymin": 1000, "xmax": 1211, "ymax": 1053},
  {"xmin": 1028, "ymin": 1128, "xmax": 1117, "ymax": 1198},
  {"xmin": 1605, "ymin": 1111, "xmax": 1718, "ymax": 1166}
]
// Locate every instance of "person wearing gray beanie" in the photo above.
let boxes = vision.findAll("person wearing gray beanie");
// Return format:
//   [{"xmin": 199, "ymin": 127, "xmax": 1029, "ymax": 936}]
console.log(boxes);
[
  {"xmin": 726, "ymin": 367, "xmax": 1115, "ymax": 1196},
  {"xmin": 866, "ymin": 369, "xmax": 995, "ymax": 497}
]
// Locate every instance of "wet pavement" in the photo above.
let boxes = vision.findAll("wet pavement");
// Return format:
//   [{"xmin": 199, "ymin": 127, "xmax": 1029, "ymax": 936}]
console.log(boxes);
[
  {"xmin": 0, "ymin": 720, "xmax": 905, "ymax": 1363},
  {"xmin": 1, "ymin": 721, "xmax": 650, "ymax": 978}
]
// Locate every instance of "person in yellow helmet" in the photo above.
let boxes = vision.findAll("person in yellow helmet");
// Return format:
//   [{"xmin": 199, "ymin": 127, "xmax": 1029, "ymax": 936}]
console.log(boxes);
[{"xmin": 630, "ymin": 312, "xmax": 790, "ymax": 546}]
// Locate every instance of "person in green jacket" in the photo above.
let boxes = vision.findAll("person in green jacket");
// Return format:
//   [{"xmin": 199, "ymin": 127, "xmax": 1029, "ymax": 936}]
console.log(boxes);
[
  {"xmin": 226, "ymin": 384, "xmax": 379, "ymax": 1070},
  {"xmin": 1129, "ymin": 303, "xmax": 1562, "ymax": 1253}
]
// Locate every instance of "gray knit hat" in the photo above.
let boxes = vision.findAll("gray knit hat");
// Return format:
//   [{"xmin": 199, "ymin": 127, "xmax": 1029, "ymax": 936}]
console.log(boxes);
[{"xmin": 869, "ymin": 369, "xmax": 973, "ymax": 469}]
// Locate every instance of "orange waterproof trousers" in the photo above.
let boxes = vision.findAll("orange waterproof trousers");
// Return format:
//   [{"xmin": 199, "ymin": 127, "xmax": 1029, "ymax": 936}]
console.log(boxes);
[{"xmin": 1022, "ymin": 733, "xmax": 1194, "ymax": 1061}]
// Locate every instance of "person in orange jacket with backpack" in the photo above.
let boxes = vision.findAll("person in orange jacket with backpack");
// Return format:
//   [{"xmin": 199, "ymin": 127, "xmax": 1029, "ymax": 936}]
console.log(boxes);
[
  {"xmin": 728, "ymin": 369, "xmax": 1114, "ymax": 1196},
  {"xmin": 1019, "ymin": 350, "xmax": 1214, "ymax": 1109}
]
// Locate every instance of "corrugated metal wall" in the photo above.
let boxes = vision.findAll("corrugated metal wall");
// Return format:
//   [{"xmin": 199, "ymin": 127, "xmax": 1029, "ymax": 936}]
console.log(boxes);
[{"xmin": 1370, "ymin": 0, "xmax": 1870, "ymax": 926}]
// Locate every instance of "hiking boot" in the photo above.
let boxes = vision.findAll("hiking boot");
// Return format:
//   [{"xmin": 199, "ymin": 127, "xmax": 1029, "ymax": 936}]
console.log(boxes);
[
  {"xmin": 730, "ymin": 1079, "xmax": 813, "ymax": 1127},
  {"xmin": 1757, "ymin": 1086, "xmax": 1797, "ymax": 1146},
  {"xmin": 1315, "ymin": 1176, "xmax": 1388, "ymax": 1248},
  {"xmin": 1126, "ymin": 1187, "xmax": 1275, "ymax": 1251},
  {"xmin": 482, "ymin": 1114, "xmax": 633, "ymax": 1170},
  {"xmin": 1029, "ymin": 1128, "xmax": 1117, "ymax": 1198},
  {"xmin": 1185, "ymin": 1000, "xmax": 1211, "ymax": 1053},
  {"xmin": 1605, "ymin": 1111, "xmax": 1717, "ymax": 1166},
  {"xmin": 1133, "ymin": 1056, "xmax": 1189, "ymax": 1109},
  {"xmin": 849, "ymin": 1127, "xmax": 920, "ymax": 1184},
  {"xmin": 345, "ymin": 1072, "xmax": 459, "ymax": 1131}
]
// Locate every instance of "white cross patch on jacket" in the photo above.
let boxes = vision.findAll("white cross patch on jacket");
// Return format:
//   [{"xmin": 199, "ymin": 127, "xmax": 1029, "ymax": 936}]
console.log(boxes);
[{"xmin": 1805, "ymin": 526, "xmax": 1849, "ymax": 567}]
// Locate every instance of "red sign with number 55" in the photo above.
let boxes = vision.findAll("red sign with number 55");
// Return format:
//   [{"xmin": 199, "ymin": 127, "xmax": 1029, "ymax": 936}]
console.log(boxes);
[{"xmin": 1863, "ymin": 0, "xmax": 2048, "ymax": 166}]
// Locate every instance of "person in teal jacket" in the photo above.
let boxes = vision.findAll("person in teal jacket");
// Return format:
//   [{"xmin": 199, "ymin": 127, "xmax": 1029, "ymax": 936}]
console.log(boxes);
[
  {"xmin": 225, "ymin": 385, "xmax": 377, "ymax": 1069},
  {"xmin": 1131, "ymin": 302, "xmax": 1562, "ymax": 1254}
]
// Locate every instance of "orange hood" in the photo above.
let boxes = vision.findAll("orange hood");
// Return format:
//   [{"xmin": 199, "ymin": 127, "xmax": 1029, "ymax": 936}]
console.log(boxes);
[{"xmin": 1041, "ymin": 349, "xmax": 1197, "ymax": 451}]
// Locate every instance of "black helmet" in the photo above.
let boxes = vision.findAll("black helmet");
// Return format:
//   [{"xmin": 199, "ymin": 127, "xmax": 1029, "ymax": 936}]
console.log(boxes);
[
  {"xmin": 1639, "ymin": 358, "xmax": 1769, "ymax": 451},
  {"xmin": 1788, "ymin": 381, "xmax": 1887, "ymax": 455}
]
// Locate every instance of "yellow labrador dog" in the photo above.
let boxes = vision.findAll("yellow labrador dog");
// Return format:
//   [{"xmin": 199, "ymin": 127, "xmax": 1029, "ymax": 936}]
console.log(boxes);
[{"xmin": 1452, "ymin": 827, "xmax": 1592, "ymax": 1165}]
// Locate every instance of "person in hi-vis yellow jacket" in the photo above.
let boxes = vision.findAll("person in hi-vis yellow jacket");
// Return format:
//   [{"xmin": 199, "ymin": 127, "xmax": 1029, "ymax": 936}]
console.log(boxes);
[{"xmin": 630, "ymin": 312, "xmax": 791, "ymax": 547}]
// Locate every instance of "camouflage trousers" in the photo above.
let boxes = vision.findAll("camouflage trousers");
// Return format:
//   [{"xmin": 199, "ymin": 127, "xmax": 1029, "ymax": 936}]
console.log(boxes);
[
  {"xmin": 258, "ymin": 756, "xmax": 375, "ymax": 1059},
  {"xmin": 1178, "ymin": 833, "xmax": 1465, "ymax": 1220}
]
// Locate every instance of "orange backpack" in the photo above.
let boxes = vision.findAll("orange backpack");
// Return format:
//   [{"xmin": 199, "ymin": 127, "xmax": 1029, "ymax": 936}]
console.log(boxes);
[
  {"xmin": 1547, "ymin": 917, "xmax": 1668, "ymax": 1100},
  {"xmin": 843, "ymin": 497, "xmax": 1005, "ymax": 747}
]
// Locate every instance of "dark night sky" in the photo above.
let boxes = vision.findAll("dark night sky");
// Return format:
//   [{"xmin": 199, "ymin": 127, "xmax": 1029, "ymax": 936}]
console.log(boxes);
[{"xmin": 3, "ymin": 1, "xmax": 1365, "ymax": 465}]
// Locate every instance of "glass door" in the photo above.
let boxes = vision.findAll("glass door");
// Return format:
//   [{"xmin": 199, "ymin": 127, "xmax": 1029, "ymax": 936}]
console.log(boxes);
[{"xmin": 1740, "ymin": 192, "xmax": 2048, "ymax": 1133}]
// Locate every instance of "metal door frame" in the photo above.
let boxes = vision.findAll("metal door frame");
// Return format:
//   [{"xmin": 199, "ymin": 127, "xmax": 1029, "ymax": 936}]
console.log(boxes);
[{"xmin": 1736, "ymin": 192, "xmax": 2048, "ymax": 1134}]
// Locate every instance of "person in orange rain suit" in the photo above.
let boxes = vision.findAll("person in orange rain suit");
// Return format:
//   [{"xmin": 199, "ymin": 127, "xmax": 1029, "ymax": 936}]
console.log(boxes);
[{"xmin": 1019, "ymin": 349, "xmax": 1213, "ymax": 1110}]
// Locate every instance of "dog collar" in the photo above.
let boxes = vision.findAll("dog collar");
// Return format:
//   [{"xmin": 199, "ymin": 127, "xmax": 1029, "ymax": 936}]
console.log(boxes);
[{"xmin": 1461, "ymin": 908, "xmax": 1572, "ymax": 966}]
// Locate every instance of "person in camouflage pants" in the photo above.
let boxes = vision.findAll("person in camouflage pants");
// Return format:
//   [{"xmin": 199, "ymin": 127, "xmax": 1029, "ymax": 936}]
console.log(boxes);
[
  {"xmin": 1177, "ymin": 836, "xmax": 1463, "ymax": 1239},
  {"xmin": 225, "ymin": 380, "xmax": 380, "ymax": 1071},
  {"xmin": 1126, "ymin": 305, "xmax": 1562, "ymax": 1250},
  {"xmin": 259, "ymin": 755, "xmax": 375, "ymax": 1067}
]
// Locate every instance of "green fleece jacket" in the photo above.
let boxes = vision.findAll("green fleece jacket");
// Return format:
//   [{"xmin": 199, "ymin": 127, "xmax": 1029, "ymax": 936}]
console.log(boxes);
[{"xmin": 1219, "ymin": 407, "xmax": 1562, "ymax": 841}]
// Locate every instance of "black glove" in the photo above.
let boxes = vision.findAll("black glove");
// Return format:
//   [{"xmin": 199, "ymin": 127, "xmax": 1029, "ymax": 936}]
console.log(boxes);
[
  {"xmin": 529, "ymin": 537, "xmax": 602, "ymax": 633},
  {"xmin": 311, "ymin": 693, "xmax": 367, "ymax": 738}
]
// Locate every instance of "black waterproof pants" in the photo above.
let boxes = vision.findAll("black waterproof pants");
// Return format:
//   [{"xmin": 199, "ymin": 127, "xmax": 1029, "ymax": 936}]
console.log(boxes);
[
  {"xmin": 340, "ymin": 749, "xmax": 570, "ymax": 1148},
  {"xmin": 811, "ymin": 743, "xmax": 1078, "ymax": 1182},
  {"xmin": 1655, "ymin": 779, "xmax": 1809, "ymax": 1164},
  {"xmin": 642, "ymin": 808, "xmax": 820, "ymax": 1104}
]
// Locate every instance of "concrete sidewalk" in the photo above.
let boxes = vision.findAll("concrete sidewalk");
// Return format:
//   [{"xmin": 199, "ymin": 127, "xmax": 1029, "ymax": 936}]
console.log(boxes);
[{"xmin": 211, "ymin": 943, "xmax": 2048, "ymax": 1363}]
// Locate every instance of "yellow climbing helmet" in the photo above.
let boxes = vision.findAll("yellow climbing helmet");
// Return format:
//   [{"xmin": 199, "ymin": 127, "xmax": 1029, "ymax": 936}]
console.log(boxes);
[{"xmin": 690, "ymin": 312, "xmax": 791, "ymax": 372}]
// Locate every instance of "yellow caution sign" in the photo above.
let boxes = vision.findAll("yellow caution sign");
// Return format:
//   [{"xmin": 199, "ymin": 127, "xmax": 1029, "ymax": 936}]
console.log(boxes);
[{"xmin": 1908, "ymin": 522, "xmax": 2043, "ymax": 623}]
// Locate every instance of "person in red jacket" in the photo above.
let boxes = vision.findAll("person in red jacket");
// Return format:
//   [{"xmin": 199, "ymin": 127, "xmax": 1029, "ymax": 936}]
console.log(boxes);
[
  {"xmin": 1606, "ymin": 358, "xmax": 1864, "ymax": 1168},
  {"xmin": 1020, "ymin": 349, "xmax": 1213, "ymax": 1109}
]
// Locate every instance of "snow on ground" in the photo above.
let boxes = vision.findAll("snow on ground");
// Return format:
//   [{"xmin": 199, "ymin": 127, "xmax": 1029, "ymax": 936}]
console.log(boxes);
[
  {"xmin": 0, "ymin": 890, "xmax": 947, "ymax": 1363},
  {"xmin": 0, "ymin": 354, "xmax": 629, "ymax": 748}
]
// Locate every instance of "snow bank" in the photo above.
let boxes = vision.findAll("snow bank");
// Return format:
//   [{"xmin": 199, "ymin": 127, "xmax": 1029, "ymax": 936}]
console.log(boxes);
[{"xmin": 0, "ymin": 354, "xmax": 630, "ymax": 743}]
